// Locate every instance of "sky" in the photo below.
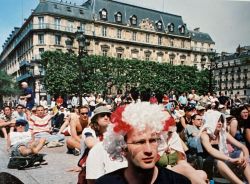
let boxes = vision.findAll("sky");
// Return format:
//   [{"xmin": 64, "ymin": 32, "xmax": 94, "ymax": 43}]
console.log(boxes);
[{"xmin": 0, "ymin": 0, "xmax": 250, "ymax": 54}]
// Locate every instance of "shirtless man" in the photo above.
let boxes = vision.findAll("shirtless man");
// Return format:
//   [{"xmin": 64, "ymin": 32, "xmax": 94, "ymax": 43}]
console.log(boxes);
[{"xmin": 66, "ymin": 105, "xmax": 89, "ymax": 156}]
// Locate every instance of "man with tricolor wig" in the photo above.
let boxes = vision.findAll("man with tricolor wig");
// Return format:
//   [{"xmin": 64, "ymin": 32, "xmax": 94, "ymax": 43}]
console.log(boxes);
[{"xmin": 96, "ymin": 102, "xmax": 191, "ymax": 184}]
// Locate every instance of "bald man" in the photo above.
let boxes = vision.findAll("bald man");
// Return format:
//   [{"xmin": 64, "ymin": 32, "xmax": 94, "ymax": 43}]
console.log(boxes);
[{"xmin": 20, "ymin": 82, "xmax": 35, "ymax": 109}]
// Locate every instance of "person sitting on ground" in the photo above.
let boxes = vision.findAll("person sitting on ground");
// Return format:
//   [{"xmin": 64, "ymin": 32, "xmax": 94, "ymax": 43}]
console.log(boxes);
[
  {"xmin": 58, "ymin": 106, "xmax": 79, "ymax": 135},
  {"xmin": 9, "ymin": 119, "xmax": 46, "ymax": 157},
  {"xmin": 30, "ymin": 105, "xmax": 64, "ymax": 148},
  {"xmin": 66, "ymin": 105, "xmax": 89, "ymax": 156},
  {"xmin": 158, "ymin": 115, "xmax": 208, "ymax": 184},
  {"xmin": 199, "ymin": 110, "xmax": 250, "ymax": 183},
  {"xmin": 96, "ymin": 102, "xmax": 191, "ymax": 184},
  {"xmin": 185, "ymin": 114, "xmax": 203, "ymax": 150},
  {"xmin": 0, "ymin": 106, "xmax": 16, "ymax": 148},
  {"xmin": 85, "ymin": 106, "xmax": 127, "ymax": 184}
]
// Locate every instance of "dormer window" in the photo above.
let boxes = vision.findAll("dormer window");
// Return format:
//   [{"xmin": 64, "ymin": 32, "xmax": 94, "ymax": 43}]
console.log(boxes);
[
  {"xmin": 67, "ymin": 7, "xmax": 71, "ymax": 12},
  {"xmin": 156, "ymin": 21, "xmax": 163, "ymax": 30},
  {"xmin": 115, "ymin": 12, "xmax": 122, "ymax": 23},
  {"xmin": 100, "ymin": 9, "xmax": 108, "ymax": 20},
  {"xmin": 130, "ymin": 15, "xmax": 137, "ymax": 26},
  {"xmin": 178, "ymin": 25, "xmax": 185, "ymax": 34},
  {"xmin": 167, "ymin": 23, "xmax": 174, "ymax": 32}
]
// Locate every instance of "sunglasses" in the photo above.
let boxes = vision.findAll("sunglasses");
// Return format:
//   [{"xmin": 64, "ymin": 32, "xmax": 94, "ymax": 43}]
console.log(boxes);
[
  {"xmin": 99, "ymin": 113, "xmax": 111, "ymax": 118},
  {"xmin": 80, "ymin": 112, "xmax": 89, "ymax": 115}
]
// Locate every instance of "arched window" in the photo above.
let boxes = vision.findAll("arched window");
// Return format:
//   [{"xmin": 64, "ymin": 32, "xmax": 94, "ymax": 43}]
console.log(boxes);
[
  {"xmin": 115, "ymin": 12, "xmax": 122, "ymax": 23},
  {"xmin": 178, "ymin": 25, "xmax": 185, "ymax": 34},
  {"xmin": 99, "ymin": 9, "xmax": 108, "ymax": 20},
  {"xmin": 167, "ymin": 23, "xmax": 174, "ymax": 32},
  {"xmin": 156, "ymin": 21, "xmax": 163, "ymax": 30},
  {"xmin": 130, "ymin": 15, "xmax": 137, "ymax": 25}
]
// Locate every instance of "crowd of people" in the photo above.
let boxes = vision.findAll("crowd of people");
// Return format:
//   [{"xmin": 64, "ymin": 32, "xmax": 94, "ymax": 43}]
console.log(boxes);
[{"xmin": 0, "ymin": 87, "xmax": 250, "ymax": 184}]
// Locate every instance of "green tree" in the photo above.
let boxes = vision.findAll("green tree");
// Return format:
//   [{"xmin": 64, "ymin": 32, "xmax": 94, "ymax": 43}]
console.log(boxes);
[
  {"xmin": 0, "ymin": 70, "xmax": 20, "ymax": 107},
  {"xmin": 41, "ymin": 51, "xmax": 79, "ymax": 96},
  {"xmin": 41, "ymin": 51, "xmax": 210, "ymax": 98}
]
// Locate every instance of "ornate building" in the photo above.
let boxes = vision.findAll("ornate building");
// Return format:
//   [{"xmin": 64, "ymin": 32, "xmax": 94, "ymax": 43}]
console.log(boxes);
[
  {"xmin": 0, "ymin": 0, "xmax": 215, "ymax": 102},
  {"xmin": 213, "ymin": 46, "xmax": 250, "ymax": 102}
]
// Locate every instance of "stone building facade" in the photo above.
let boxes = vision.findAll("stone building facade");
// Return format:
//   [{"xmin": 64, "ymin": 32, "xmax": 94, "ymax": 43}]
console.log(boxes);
[{"xmin": 0, "ymin": 0, "xmax": 215, "ymax": 102}]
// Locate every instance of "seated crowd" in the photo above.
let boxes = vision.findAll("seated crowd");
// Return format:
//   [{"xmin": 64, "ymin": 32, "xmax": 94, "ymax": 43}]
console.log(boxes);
[{"xmin": 0, "ymin": 91, "xmax": 250, "ymax": 184}]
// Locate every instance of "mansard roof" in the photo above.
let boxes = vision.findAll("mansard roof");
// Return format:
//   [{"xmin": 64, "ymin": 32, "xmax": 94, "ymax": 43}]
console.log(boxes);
[
  {"xmin": 84, "ymin": 0, "xmax": 188, "ymax": 36},
  {"xmin": 189, "ymin": 30, "xmax": 215, "ymax": 44}
]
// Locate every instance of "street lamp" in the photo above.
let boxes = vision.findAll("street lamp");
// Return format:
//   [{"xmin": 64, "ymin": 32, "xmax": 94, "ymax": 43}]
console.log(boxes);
[
  {"xmin": 208, "ymin": 55, "xmax": 216, "ymax": 93},
  {"xmin": 65, "ymin": 26, "xmax": 90, "ymax": 106},
  {"xmin": 38, "ymin": 64, "xmax": 43, "ymax": 105}
]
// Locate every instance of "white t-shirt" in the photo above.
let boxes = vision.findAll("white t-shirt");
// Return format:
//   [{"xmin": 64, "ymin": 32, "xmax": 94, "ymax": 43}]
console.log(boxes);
[
  {"xmin": 86, "ymin": 142, "xmax": 128, "ymax": 179},
  {"xmin": 10, "ymin": 131, "xmax": 32, "ymax": 146},
  {"xmin": 80, "ymin": 127, "xmax": 96, "ymax": 156}
]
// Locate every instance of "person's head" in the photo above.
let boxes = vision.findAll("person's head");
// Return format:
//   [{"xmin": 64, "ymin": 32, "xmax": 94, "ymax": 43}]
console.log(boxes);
[
  {"xmin": 202, "ymin": 111, "xmax": 226, "ymax": 135},
  {"xmin": 21, "ymin": 82, "xmax": 28, "ymax": 89},
  {"xmin": 15, "ymin": 119, "xmax": 28, "ymax": 132},
  {"xmin": 16, "ymin": 104, "xmax": 25, "ymax": 114},
  {"xmin": 3, "ymin": 106, "xmax": 12, "ymax": 116},
  {"xmin": 191, "ymin": 114, "xmax": 203, "ymax": 127},
  {"xmin": 184, "ymin": 105, "xmax": 195, "ymax": 117},
  {"xmin": 78, "ymin": 105, "xmax": 89, "ymax": 122},
  {"xmin": 238, "ymin": 105, "xmax": 249, "ymax": 120},
  {"xmin": 196, "ymin": 105, "xmax": 206, "ymax": 116},
  {"xmin": 36, "ymin": 105, "xmax": 45, "ymax": 117},
  {"xmin": 215, "ymin": 115, "xmax": 225, "ymax": 132},
  {"xmin": 104, "ymin": 102, "xmax": 167, "ymax": 170},
  {"xmin": 90, "ymin": 106, "xmax": 111, "ymax": 134}
]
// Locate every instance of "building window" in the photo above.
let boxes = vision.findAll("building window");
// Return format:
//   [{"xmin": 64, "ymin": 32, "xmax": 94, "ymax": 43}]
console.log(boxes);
[
  {"xmin": 100, "ymin": 9, "xmax": 108, "ymax": 20},
  {"xmin": 67, "ymin": 7, "xmax": 71, "ymax": 12},
  {"xmin": 170, "ymin": 39, "xmax": 174, "ymax": 47},
  {"xmin": 55, "ymin": 35, "xmax": 61, "ymax": 45},
  {"xmin": 102, "ymin": 50, "xmax": 108, "ymax": 56},
  {"xmin": 117, "ymin": 53, "xmax": 122, "ymax": 58},
  {"xmin": 102, "ymin": 26, "xmax": 107, "ymax": 37},
  {"xmin": 158, "ymin": 36, "xmax": 162, "ymax": 45},
  {"xmin": 68, "ymin": 20, "xmax": 74, "ymax": 32},
  {"xmin": 39, "ymin": 48, "xmax": 44, "ymax": 54},
  {"xmin": 181, "ymin": 40, "xmax": 184, "ymax": 48},
  {"xmin": 38, "ymin": 17, "xmax": 44, "ymax": 29},
  {"xmin": 156, "ymin": 21, "xmax": 163, "ymax": 30},
  {"xmin": 117, "ymin": 29, "xmax": 121, "ymax": 39},
  {"xmin": 145, "ymin": 54, "xmax": 150, "ymax": 61},
  {"xmin": 178, "ymin": 25, "xmax": 185, "ymax": 34},
  {"xmin": 115, "ymin": 12, "xmax": 122, "ymax": 23},
  {"xmin": 157, "ymin": 56, "xmax": 163, "ymax": 63},
  {"xmin": 146, "ymin": 33, "xmax": 150, "ymax": 43},
  {"xmin": 80, "ymin": 23, "xmax": 85, "ymax": 32},
  {"xmin": 132, "ymin": 32, "xmax": 137, "ymax": 41},
  {"xmin": 38, "ymin": 34, "xmax": 44, "ymax": 44},
  {"xmin": 55, "ymin": 18, "xmax": 61, "ymax": 30},
  {"xmin": 79, "ymin": 9, "xmax": 84, "ymax": 14},
  {"xmin": 130, "ymin": 15, "xmax": 137, "ymax": 25},
  {"xmin": 168, "ymin": 23, "xmax": 174, "ymax": 32}
]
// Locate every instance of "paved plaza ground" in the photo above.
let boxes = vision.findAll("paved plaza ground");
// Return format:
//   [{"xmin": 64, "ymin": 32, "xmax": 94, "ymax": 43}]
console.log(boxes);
[{"xmin": 0, "ymin": 137, "xmax": 79, "ymax": 184}]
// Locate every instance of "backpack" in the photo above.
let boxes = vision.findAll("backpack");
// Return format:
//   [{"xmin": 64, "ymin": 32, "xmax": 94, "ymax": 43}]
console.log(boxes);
[{"xmin": 7, "ymin": 154, "xmax": 45, "ymax": 170}]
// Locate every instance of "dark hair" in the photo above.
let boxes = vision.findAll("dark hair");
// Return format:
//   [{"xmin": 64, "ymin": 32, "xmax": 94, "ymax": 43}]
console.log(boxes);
[
  {"xmin": 78, "ymin": 105, "xmax": 89, "ymax": 112},
  {"xmin": 191, "ymin": 114, "xmax": 200, "ymax": 120}
]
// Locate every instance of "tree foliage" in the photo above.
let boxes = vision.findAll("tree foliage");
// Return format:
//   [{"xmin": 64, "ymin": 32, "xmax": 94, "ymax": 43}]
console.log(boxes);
[
  {"xmin": 0, "ymin": 70, "xmax": 20, "ymax": 107},
  {"xmin": 41, "ymin": 51, "xmax": 210, "ymax": 97}
]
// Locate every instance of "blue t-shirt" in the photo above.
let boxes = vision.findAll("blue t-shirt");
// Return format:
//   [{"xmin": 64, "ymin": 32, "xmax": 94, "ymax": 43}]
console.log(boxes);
[{"xmin": 23, "ymin": 87, "xmax": 35, "ymax": 109}]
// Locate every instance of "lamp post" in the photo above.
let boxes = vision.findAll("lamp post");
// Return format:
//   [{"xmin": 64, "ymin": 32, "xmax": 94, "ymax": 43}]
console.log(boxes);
[
  {"xmin": 38, "ymin": 64, "xmax": 43, "ymax": 105},
  {"xmin": 208, "ymin": 55, "xmax": 216, "ymax": 93},
  {"xmin": 65, "ymin": 27, "xmax": 90, "ymax": 106}
]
